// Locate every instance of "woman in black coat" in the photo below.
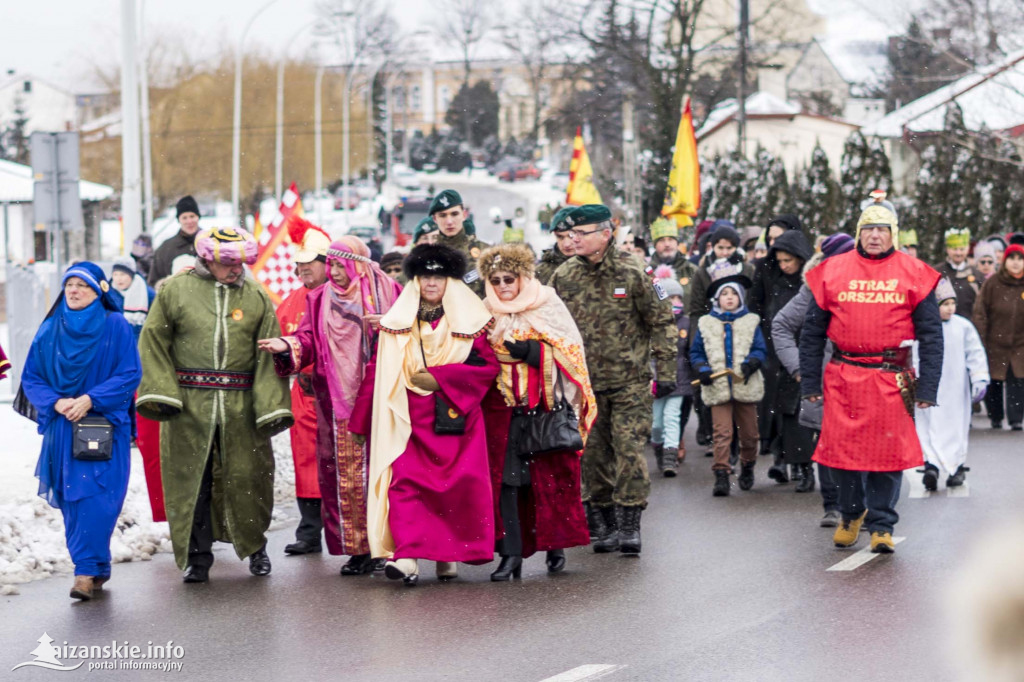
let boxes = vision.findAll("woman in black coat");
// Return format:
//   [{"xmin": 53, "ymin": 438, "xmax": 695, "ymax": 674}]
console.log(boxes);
[{"xmin": 747, "ymin": 229, "xmax": 815, "ymax": 487}]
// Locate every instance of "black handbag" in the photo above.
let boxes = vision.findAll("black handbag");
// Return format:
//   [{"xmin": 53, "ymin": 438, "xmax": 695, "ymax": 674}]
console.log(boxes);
[
  {"xmin": 72, "ymin": 415, "xmax": 114, "ymax": 461},
  {"xmin": 419, "ymin": 336, "xmax": 466, "ymax": 436},
  {"xmin": 514, "ymin": 374, "xmax": 584, "ymax": 460}
]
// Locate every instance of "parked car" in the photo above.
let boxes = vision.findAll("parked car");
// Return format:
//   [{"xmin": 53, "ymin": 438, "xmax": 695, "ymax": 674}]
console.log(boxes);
[
  {"xmin": 498, "ymin": 163, "xmax": 542, "ymax": 182},
  {"xmin": 333, "ymin": 185, "xmax": 361, "ymax": 210}
]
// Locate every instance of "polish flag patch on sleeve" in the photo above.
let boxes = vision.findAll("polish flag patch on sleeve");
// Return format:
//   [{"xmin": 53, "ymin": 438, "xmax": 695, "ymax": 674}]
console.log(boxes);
[{"xmin": 613, "ymin": 287, "xmax": 627, "ymax": 298}]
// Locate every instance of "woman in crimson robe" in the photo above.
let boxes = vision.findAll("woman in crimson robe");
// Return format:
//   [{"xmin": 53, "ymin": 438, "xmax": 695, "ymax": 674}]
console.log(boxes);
[
  {"xmin": 350, "ymin": 244, "xmax": 499, "ymax": 586},
  {"xmin": 260, "ymin": 236, "xmax": 401, "ymax": 575},
  {"xmin": 477, "ymin": 244, "xmax": 595, "ymax": 581}
]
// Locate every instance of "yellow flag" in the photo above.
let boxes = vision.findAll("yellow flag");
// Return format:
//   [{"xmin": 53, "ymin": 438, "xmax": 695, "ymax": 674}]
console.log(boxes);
[
  {"xmin": 566, "ymin": 126, "xmax": 603, "ymax": 206},
  {"xmin": 662, "ymin": 97, "xmax": 701, "ymax": 227}
]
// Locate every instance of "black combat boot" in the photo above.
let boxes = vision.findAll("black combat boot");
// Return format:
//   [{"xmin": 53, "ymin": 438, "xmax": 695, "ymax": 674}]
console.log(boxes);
[
  {"xmin": 795, "ymin": 463, "xmax": 816, "ymax": 493},
  {"xmin": 946, "ymin": 465, "xmax": 969, "ymax": 487},
  {"xmin": 592, "ymin": 506, "xmax": 620, "ymax": 553},
  {"xmin": 618, "ymin": 506, "xmax": 642, "ymax": 555},
  {"xmin": 790, "ymin": 464, "xmax": 804, "ymax": 482},
  {"xmin": 585, "ymin": 502, "xmax": 604, "ymax": 542},
  {"xmin": 712, "ymin": 470, "xmax": 731, "ymax": 497},
  {"xmin": 767, "ymin": 453, "xmax": 789, "ymax": 483},
  {"xmin": 737, "ymin": 460, "xmax": 755, "ymax": 491}
]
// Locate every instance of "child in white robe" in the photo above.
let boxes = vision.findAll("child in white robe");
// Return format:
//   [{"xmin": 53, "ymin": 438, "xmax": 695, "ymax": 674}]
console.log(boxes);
[{"xmin": 916, "ymin": 278, "xmax": 990, "ymax": 490}]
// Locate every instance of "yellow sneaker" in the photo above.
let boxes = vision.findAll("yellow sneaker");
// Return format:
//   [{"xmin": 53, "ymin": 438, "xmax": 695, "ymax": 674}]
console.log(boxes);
[
  {"xmin": 870, "ymin": 531, "xmax": 895, "ymax": 554},
  {"xmin": 833, "ymin": 510, "xmax": 867, "ymax": 548}
]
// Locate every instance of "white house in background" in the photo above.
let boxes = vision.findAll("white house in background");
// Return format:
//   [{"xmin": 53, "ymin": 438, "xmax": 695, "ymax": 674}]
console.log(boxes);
[
  {"xmin": 696, "ymin": 91, "xmax": 859, "ymax": 179},
  {"xmin": 862, "ymin": 49, "xmax": 1024, "ymax": 193},
  {"xmin": 0, "ymin": 158, "xmax": 113, "ymax": 266},
  {"xmin": 786, "ymin": 37, "xmax": 888, "ymax": 127},
  {"xmin": 0, "ymin": 72, "xmax": 77, "ymax": 134}
]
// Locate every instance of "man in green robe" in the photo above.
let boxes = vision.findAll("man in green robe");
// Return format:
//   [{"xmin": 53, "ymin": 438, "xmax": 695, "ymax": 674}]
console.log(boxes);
[{"xmin": 137, "ymin": 227, "xmax": 293, "ymax": 583}]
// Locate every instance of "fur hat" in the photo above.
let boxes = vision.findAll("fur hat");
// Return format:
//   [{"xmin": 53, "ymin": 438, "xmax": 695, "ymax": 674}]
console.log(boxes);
[
  {"xmin": 477, "ymin": 244, "xmax": 535, "ymax": 282},
  {"xmin": 403, "ymin": 243, "xmax": 466, "ymax": 281},
  {"xmin": 176, "ymin": 195, "xmax": 199, "ymax": 219}
]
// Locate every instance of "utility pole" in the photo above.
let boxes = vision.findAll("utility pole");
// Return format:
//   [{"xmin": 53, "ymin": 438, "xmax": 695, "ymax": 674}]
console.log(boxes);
[
  {"xmin": 737, "ymin": 0, "xmax": 749, "ymax": 157},
  {"xmin": 622, "ymin": 92, "xmax": 640, "ymax": 225},
  {"xmin": 139, "ymin": 0, "xmax": 153, "ymax": 233},
  {"xmin": 314, "ymin": 65, "xmax": 325, "ymax": 225},
  {"xmin": 120, "ymin": 0, "xmax": 142, "ymax": 249}
]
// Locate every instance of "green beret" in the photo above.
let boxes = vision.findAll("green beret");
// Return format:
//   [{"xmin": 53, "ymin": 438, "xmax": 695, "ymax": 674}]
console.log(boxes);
[
  {"xmin": 428, "ymin": 189, "xmax": 463, "ymax": 215},
  {"xmin": 561, "ymin": 204, "xmax": 612, "ymax": 230},
  {"xmin": 463, "ymin": 215, "xmax": 476, "ymax": 237},
  {"xmin": 550, "ymin": 207, "xmax": 573, "ymax": 232},
  {"xmin": 413, "ymin": 216, "xmax": 439, "ymax": 243}
]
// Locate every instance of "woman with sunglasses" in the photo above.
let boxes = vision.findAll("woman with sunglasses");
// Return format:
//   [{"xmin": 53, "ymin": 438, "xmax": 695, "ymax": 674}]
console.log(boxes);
[{"xmin": 477, "ymin": 244, "xmax": 596, "ymax": 580}]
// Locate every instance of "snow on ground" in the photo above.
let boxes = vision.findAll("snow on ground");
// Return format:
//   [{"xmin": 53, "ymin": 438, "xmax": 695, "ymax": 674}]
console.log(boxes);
[{"xmin": 0, "ymin": 405, "xmax": 298, "ymax": 592}]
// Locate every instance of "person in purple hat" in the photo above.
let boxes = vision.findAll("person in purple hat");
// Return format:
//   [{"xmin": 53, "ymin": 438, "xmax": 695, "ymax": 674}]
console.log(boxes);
[{"xmin": 770, "ymin": 232, "xmax": 854, "ymax": 526}]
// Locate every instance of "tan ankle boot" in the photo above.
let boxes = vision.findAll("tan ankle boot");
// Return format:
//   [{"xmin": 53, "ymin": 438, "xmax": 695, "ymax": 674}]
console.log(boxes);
[{"xmin": 70, "ymin": 576, "xmax": 94, "ymax": 601}]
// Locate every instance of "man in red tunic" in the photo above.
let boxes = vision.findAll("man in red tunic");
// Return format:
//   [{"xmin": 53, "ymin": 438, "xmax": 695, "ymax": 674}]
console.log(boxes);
[
  {"xmin": 800, "ymin": 205, "xmax": 943, "ymax": 554},
  {"xmin": 276, "ymin": 220, "xmax": 331, "ymax": 555}
]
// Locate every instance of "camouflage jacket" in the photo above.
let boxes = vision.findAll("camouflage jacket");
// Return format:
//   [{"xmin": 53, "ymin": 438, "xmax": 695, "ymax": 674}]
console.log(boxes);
[
  {"xmin": 551, "ymin": 243, "xmax": 677, "ymax": 392},
  {"xmin": 438, "ymin": 229, "xmax": 490, "ymax": 298},
  {"xmin": 535, "ymin": 247, "xmax": 570, "ymax": 285},
  {"xmin": 649, "ymin": 252, "xmax": 698, "ymax": 310}
]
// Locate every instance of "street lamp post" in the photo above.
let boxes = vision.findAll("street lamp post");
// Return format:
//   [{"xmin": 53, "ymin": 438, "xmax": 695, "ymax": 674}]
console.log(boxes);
[
  {"xmin": 276, "ymin": 20, "xmax": 320, "ymax": 202},
  {"xmin": 139, "ymin": 0, "xmax": 153, "ymax": 233},
  {"xmin": 314, "ymin": 65, "xmax": 325, "ymax": 225},
  {"xmin": 232, "ymin": 0, "xmax": 279, "ymax": 223}
]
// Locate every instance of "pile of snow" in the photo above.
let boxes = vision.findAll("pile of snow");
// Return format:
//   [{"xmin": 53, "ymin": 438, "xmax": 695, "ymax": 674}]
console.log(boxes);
[{"xmin": 0, "ymin": 410, "xmax": 298, "ymax": 592}]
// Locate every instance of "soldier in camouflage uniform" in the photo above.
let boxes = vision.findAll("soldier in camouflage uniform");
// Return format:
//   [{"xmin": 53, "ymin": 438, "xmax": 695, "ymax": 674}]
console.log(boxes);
[
  {"xmin": 535, "ymin": 207, "xmax": 576, "ymax": 285},
  {"xmin": 648, "ymin": 217, "xmax": 698, "ymax": 312},
  {"xmin": 550, "ymin": 204, "xmax": 677, "ymax": 556},
  {"xmin": 430, "ymin": 189, "xmax": 490, "ymax": 298}
]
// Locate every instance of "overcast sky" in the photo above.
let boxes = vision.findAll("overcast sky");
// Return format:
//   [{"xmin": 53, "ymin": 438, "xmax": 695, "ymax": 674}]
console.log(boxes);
[{"xmin": 5, "ymin": 0, "xmax": 912, "ymax": 93}]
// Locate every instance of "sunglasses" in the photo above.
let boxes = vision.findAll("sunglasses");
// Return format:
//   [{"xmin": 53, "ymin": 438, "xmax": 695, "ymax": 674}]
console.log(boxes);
[
  {"xmin": 384, "ymin": 267, "xmax": 402, "ymax": 275},
  {"xmin": 978, "ymin": 259, "xmax": 994, "ymax": 265},
  {"xmin": 489, "ymin": 276, "xmax": 517, "ymax": 286}
]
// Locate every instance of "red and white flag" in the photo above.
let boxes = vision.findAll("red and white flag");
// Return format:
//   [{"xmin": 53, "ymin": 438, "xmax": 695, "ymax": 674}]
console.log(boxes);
[{"xmin": 252, "ymin": 183, "xmax": 305, "ymax": 305}]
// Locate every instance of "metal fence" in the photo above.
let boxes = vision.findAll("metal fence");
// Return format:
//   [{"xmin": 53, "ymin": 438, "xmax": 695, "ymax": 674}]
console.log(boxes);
[{"xmin": 5, "ymin": 262, "xmax": 60, "ymax": 389}]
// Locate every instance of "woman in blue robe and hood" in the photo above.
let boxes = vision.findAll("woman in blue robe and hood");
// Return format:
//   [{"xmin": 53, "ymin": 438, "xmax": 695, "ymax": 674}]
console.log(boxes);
[{"xmin": 20, "ymin": 262, "xmax": 142, "ymax": 601}]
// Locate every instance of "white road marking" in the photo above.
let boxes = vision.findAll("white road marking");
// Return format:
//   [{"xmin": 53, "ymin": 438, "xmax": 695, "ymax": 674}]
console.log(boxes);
[
  {"xmin": 539, "ymin": 665, "xmax": 625, "ymax": 682},
  {"xmin": 907, "ymin": 474, "xmax": 934, "ymax": 498},
  {"xmin": 826, "ymin": 537, "xmax": 906, "ymax": 571},
  {"xmin": 947, "ymin": 481, "xmax": 970, "ymax": 497}
]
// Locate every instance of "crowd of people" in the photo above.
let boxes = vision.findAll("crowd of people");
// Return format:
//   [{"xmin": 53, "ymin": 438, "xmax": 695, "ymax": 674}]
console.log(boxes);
[{"xmin": 14, "ymin": 186, "xmax": 1024, "ymax": 601}]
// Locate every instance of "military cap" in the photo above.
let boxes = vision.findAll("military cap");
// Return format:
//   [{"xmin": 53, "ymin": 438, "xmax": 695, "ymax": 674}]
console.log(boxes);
[
  {"xmin": 550, "ymin": 207, "xmax": 574, "ymax": 232},
  {"xmin": 428, "ymin": 189, "xmax": 463, "ymax": 215},
  {"xmin": 413, "ymin": 216, "xmax": 439, "ymax": 243},
  {"xmin": 560, "ymin": 204, "xmax": 612, "ymax": 230}
]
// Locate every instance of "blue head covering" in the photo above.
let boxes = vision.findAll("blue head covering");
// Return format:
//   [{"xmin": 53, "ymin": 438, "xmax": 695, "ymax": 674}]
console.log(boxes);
[{"xmin": 32, "ymin": 263, "xmax": 120, "ymax": 399}]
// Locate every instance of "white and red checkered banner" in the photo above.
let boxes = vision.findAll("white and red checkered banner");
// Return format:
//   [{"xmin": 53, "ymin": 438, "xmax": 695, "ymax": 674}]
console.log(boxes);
[{"xmin": 252, "ymin": 183, "xmax": 305, "ymax": 305}]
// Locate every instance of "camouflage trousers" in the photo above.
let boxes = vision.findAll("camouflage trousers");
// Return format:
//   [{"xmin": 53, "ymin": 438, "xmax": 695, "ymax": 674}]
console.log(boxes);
[{"xmin": 583, "ymin": 382, "xmax": 652, "ymax": 509}]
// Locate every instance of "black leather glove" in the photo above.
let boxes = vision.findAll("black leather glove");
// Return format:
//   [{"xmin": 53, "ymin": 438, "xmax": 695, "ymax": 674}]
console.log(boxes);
[
  {"xmin": 505, "ymin": 339, "xmax": 541, "ymax": 368},
  {"xmin": 699, "ymin": 369, "xmax": 714, "ymax": 386},
  {"xmin": 741, "ymin": 358, "xmax": 761, "ymax": 380},
  {"xmin": 653, "ymin": 382, "xmax": 677, "ymax": 399},
  {"xmin": 505, "ymin": 340, "xmax": 531, "ymax": 360}
]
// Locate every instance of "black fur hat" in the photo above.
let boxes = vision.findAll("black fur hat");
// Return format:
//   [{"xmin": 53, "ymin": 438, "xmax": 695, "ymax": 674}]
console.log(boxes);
[{"xmin": 403, "ymin": 243, "xmax": 467, "ymax": 281}]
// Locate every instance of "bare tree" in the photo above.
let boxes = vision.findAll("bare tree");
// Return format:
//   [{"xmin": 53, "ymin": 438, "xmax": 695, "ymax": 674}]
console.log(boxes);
[
  {"xmin": 497, "ymin": 0, "xmax": 570, "ymax": 141},
  {"xmin": 433, "ymin": 0, "xmax": 501, "ymax": 88}
]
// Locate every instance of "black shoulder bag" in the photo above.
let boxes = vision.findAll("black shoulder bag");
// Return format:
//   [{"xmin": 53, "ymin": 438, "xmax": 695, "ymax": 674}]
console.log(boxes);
[
  {"xmin": 72, "ymin": 414, "xmax": 114, "ymax": 461},
  {"xmin": 514, "ymin": 372, "xmax": 584, "ymax": 460},
  {"xmin": 419, "ymin": 334, "xmax": 466, "ymax": 436}
]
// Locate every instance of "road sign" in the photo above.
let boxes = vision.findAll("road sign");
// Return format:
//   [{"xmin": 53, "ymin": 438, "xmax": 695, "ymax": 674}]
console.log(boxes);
[{"xmin": 30, "ymin": 132, "xmax": 84, "ymax": 234}]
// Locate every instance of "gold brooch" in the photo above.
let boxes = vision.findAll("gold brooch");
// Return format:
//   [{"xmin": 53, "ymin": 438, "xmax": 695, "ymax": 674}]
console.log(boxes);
[
  {"xmin": 231, "ymin": 308, "xmax": 244, "ymax": 321},
  {"xmin": 448, "ymin": 408, "xmax": 459, "ymax": 419},
  {"xmin": 99, "ymin": 280, "xmax": 110, "ymax": 292}
]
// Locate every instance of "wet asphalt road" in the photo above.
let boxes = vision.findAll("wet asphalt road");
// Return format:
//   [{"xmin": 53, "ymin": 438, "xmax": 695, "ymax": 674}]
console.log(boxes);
[{"xmin": 2, "ymin": 416, "xmax": 1020, "ymax": 682}]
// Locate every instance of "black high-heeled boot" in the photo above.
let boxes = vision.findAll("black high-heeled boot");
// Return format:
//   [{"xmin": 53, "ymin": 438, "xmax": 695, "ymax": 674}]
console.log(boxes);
[
  {"xmin": 545, "ymin": 549, "xmax": 566, "ymax": 573},
  {"xmin": 490, "ymin": 555, "xmax": 523, "ymax": 581}
]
